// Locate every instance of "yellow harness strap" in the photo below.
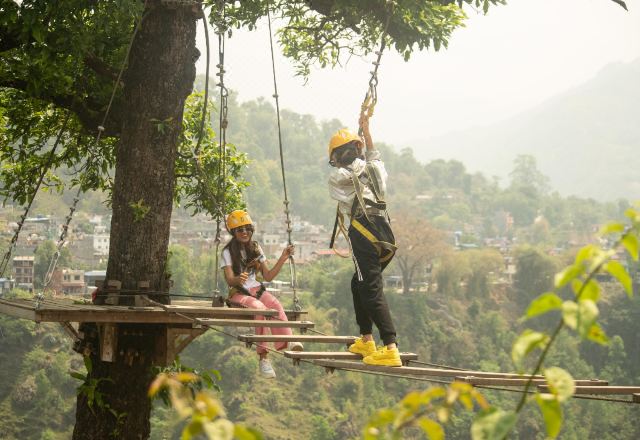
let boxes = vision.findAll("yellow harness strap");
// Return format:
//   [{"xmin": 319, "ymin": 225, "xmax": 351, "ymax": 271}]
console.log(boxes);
[{"xmin": 351, "ymin": 218, "xmax": 397, "ymax": 263}]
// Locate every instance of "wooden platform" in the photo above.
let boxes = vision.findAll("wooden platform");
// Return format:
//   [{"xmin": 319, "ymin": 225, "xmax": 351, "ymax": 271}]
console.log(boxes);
[
  {"xmin": 0, "ymin": 298, "xmax": 299, "ymax": 324},
  {"xmin": 313, "ymin": 360, "xmax": 545, "ymax": 380}
]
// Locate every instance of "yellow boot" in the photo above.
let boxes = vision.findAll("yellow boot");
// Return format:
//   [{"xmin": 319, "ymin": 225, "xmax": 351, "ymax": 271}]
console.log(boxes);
[
  {"xmin": 348, "ymin": 337, "xmax": 376, "ymax": 357},
  {"xmin": 363, "ymin": 346, "xmax": 402, "ymax": 367}
]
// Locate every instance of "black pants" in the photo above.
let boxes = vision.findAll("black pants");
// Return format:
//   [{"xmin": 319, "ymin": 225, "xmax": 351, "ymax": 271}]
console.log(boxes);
[{"xmin": 348, "ymin": 214, "xmax": 397, "ymax": 346}]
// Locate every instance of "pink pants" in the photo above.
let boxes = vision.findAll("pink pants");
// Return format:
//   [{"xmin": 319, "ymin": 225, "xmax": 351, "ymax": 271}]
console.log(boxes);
[{"xmin": 229, "ymin": 287, "xmax": 293, "ymax": 355}]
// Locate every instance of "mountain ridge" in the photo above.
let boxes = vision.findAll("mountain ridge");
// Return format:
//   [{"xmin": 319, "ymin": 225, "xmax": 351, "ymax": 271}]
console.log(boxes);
[{"xmin": 410, "ymin": 58, "xmax": 640, "ymax": 200}]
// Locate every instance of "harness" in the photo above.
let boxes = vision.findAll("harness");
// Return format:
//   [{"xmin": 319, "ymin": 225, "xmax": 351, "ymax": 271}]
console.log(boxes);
[
  {"xmin": 329, "ymin": 162, "xmax": 398, "ymax": 277},
  {"xmin": 228, "ymin": 283, "xmax": 266, "ymax": 300}
]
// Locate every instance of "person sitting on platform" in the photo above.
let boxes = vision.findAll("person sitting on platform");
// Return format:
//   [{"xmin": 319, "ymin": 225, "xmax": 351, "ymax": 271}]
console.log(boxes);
[
  {"xmin": 221, "ymin": 209, "xmax": 303, "ymax": 379},
  {"xmin": 327, "ymin": 112, "xmax": 401, "ymax": 367}
]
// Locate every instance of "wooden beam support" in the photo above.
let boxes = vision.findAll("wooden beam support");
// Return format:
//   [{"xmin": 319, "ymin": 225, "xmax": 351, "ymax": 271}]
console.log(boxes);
[
  {"xmin": 457, "ymin": 377, "xmax": 608, "ymax": 387},
  {"xmin": 58, "ymin": 322, "xmax": 80, "ymax": 340},
  {"xmin": 538, "ymin": 385, "xmax": 640, "ymax": 395},
  {"xmin": 284, "ymin": 351, "xmax": 418, "ymax": 366},
  {"xmin": 633, "ymin": 394, "xmax": 640, "ymax": 403},
  {"xmin": 312, "ymin": 360, "xmax": 546, "ymax": 379},
  {"xmin": 238, "ymin": 334, "xmax": 356, "ymax": 344},
  {"xmin": 99, "ymin": 323, "xmax": 118, "ymax": 362},
  {"xmin": 196, "ymin": 319, "xmax": 314, "ymax": 329},
  {"xmin": 164, "ymin": 325, "xmax": 207, "ymax": 365}
]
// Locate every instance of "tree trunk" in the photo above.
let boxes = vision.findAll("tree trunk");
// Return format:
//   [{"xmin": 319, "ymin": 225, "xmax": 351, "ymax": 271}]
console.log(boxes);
[{"xmin": 73, "ymin": 3, "xmax": 199, "ymax": 439}]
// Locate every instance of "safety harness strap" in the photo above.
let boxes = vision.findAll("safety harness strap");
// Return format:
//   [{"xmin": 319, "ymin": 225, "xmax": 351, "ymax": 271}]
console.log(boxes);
[{"xmin": 351, "ymin": 218, "xmax": 397, "ymax": 263}]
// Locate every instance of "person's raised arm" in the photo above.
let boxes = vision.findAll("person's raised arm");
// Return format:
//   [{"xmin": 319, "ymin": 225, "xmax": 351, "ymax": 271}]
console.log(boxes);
[
  {"xmin": 261, "ymin": 245, "xmax": 295, "ymax": 282},
  {"xmin": 359, "ymin": 112, "xmax": 374, "ymax": 151}
]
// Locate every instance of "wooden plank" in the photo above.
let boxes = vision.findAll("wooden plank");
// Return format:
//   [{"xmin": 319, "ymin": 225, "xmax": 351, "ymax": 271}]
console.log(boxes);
[
  {"xmin": 458, "ymin": 377, "xmax": 608, "ymax": 387},
  {"xmin": 0, "ymin": 300, "xmax": 37, "ymax": 321},
  {"xmin": 284, "ymin": 351, "xmax": 418, "ymax": 361},
  {"xmin": 538, "ymin": 385, "xmax": 640, "ymax": 395},
  {"xmin": 313, "ymin": 360, "xmax": 546, "ymax": 379},
  {"xmin": 99, "ymin": 324, "xmax": 118, "ymax": 362},
  {"xmin": 196, "ymin": 319, "xmax": 314, "ymax": 329},
  {"xmin": 164, "ymin": 305, "xmax": 277, "ymax": 317},
  {"xmin": 238, "ymin": 334, "xmax": 356, "ymax": 344}
]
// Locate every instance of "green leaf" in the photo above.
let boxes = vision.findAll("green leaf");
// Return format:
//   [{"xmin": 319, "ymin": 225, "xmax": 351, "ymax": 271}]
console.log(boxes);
[
  {"xmin": 471, "ymin": 408, "xmax": 517, "ymax": 440},
  {"xmin": 561, "ymin": 301, "xmax": 578, "ymax": 330},
  {"xmin": 554, "ymin": 264, "xmax": 583, "ymax": 289},
  {"xmin": 525, "ymin": 292, "xmax": 562, "ymax": 319},
  {"xmin": 586, "ymin": 322, "xmax": 609, "ymax": 345},
  {"xmin": 69, "ymin": 371, "xmax": 86, "ymax": 381},
  {"xmin": 536, "ymin": 394, "xmax": 563, "ymax": 438},
  {"xmin": 419, "ymin": 418, "xmax": 444, "ymax": 440},
  {"xmin": 622, "ymin": 233, "xmax": 639, "ymax": 261},
  {"xmin": 576, "ymin": 300, "xmax": 599, "ymax": 338},
  {"xmin": 233, "ymin": 425, "xmax": 261, "ymax": 440},
  {"xmin": 604, "ymin": 260, "xmax": 633, "ymax": 297},
  {"xmin": 575, "ymin": 245, "xmax": 597, "ymax": 264},
  {"xmin": 597, "ymin": 222, "xmax": 625, "ymax": 236},
  {"xmin": 203, "ymin": 419, "xmax": 234, "ymax": 440},
  {"xmin": 512, "ymin": 330, "xmax": 549, "ymax": 370},
  {"xmin": 572, "ymin": 279, "xmax": 601, "ymax": 302},
  {"xmin": 544, "ymin": 367, "xmax": 575, "ymax": 402}
]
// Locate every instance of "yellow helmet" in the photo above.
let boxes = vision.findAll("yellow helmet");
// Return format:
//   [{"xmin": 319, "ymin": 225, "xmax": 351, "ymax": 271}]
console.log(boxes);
[
  {"xmin": 226, "ymin": 210, "xmax": 253, "ymax": 231},
  {"xmin": 328, "ymin": 128, "xmax": 363, "ymax": 158}
]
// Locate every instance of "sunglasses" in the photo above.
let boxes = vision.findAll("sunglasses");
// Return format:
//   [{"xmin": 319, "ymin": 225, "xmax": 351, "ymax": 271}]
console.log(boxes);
[{"xmin": 233, "ymin": 226, "xmax": 253, "ymax": 234}]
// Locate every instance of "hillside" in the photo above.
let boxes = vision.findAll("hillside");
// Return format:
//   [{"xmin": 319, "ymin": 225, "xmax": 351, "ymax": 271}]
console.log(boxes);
[{"xmin": 411, "ymin": 58, "xmax": 640, "ymax": 201}]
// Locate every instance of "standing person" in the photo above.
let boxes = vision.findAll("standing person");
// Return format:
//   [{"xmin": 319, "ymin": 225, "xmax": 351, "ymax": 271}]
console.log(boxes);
[
  {"xmin": 221, "ymin": 210, "xmax": 303, "ymax": 378},
  {"xmin": 327, "ymin": 113, "xmax": 401, "ymax": 367}
]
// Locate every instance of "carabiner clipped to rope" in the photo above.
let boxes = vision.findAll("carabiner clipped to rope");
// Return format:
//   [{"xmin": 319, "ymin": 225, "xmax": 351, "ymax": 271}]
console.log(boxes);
[{"xmin": 358, "ymin": 0, "xmax": 395, "ymax": 137}]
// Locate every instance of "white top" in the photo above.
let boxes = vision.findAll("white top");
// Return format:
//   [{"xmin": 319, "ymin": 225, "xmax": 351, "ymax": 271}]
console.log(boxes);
[
  {"xmin": 220, "ymin": 245, "xmax": 266, "ymax": 290},
  {"xmin": 328, "ymin": 150, "xmax": 388, "ymax": 216}
]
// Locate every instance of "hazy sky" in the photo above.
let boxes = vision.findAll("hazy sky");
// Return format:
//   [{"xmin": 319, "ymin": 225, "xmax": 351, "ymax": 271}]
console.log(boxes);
[{"xmin": 196, "ymin": 0, "xmax": 640, "ymax": 147}]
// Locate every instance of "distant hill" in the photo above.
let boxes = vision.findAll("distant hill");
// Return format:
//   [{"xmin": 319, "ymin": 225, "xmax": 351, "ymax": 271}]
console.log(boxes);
[{"xmin": 411, "ymin": 58, "xmax": 640, "ymax": 201}]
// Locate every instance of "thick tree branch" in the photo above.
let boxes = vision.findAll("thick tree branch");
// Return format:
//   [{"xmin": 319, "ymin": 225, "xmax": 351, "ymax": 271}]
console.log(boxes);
[
  {"xmin": 0, "ymin": 78, "xmax": 122, "ymax": 137},
  {"xmin": 84, "ymin": 54, "xmax": 120, "ymax": 82}
]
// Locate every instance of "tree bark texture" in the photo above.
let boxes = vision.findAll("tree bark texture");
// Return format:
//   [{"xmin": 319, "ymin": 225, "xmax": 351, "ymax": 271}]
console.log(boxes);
[{"xmin": 73, "ymin": 3, "xmax": 199, "ymax": 439}]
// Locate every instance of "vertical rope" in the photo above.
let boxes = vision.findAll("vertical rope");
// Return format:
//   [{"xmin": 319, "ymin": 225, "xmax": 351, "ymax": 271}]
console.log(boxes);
[
  {"xmin": 211, "ymin": 0, "xmax": 229, "ymax": 303},
  {"xmin": 266, "ymin": 2, "xmax": 300, "ymax": 311}
]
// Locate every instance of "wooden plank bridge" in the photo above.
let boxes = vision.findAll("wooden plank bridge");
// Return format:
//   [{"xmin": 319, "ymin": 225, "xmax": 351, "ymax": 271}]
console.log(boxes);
[{"xmin": 1, "ymin": 296, "xmax": 638, "ymax": 403}]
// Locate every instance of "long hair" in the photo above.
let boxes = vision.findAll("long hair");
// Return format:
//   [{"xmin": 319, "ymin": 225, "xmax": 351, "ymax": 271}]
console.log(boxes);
[{"xmin": 223, "ymin": 237, "xmax": 261, "ymax": 276}]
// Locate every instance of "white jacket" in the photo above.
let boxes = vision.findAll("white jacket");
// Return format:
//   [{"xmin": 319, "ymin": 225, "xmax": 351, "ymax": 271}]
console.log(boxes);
[{"xmin": 328, "ymin": 150, "xmax": 388, "ymax": 217}]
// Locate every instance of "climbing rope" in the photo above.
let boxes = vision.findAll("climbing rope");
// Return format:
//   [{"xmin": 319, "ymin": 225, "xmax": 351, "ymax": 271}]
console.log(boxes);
[
  {"xmin": 0, "ymin": 112, "xmax": 71, "ymax": 278},
  {"xmin": 358, "ymin": 1, "xmax": 395, "ymax": 136},
  {"xmin": 208, "ymin": 0, "xmax": 230, "ymax": 304},
  {"xmin": 266, "ymin": 1, "xmax": 301, "ymax": 312}
]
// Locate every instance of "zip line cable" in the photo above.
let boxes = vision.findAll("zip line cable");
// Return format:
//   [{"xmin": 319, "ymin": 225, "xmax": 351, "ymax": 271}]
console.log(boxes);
[{"xmin": 265, "ymin": 2, "xmax": 301, "ymax": 312}]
